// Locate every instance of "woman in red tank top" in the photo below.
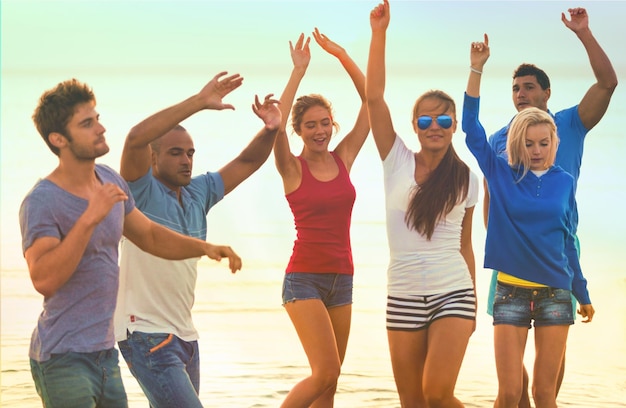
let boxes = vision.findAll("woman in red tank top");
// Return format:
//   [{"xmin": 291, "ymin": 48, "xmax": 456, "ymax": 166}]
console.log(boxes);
[{"xmin": 273, "ymin": 29, "xmax": 370, "ymax": 407}]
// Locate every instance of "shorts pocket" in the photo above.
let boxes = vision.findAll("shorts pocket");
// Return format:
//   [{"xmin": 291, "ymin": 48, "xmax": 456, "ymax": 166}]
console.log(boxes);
[
  {"xmin": 551, "ymin": 288, "xmax": 573, "ymax": 304},
  {"xmin": 494, "ymin": 283, "xmax": 514, "ymax": 305}
]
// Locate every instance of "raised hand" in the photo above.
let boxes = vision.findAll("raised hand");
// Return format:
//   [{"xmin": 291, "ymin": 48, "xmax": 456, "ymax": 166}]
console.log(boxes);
[
  {"xmin": 370, "ymin": 0, "xmax": 390, "ymax": 32},
  {"xmin": 289, "ymin": 33, "xmax": 311, "ymax": 71},
  {"xmin": 312, "ymin": 28, "xmax": 345, "ymax": 58},
  {"xmin": 198, "ymin": 71, "xmax": 244, "ymax": 111},
  {"xmin": 252, "ymin": 93, "xmax": 281, "ymax": 131},
  {"xmin": 561, "ymin": 7, "xmax": 589, "ymax": 34},
  {"xmin": 470, "ymin": 33, "xmax": 490, "ymax": 71},
  {"xmin": 86, "ymin": 182, "xmax": 128, "ymax": 225},
  {"xmin": 205, "ymin": 244, "xmax": 242, "ymax": 273}
]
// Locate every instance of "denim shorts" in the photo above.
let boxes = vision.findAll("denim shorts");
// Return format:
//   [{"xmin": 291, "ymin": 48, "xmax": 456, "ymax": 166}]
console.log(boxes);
[
  {"xmin": 487, "ymin": 234, "xmax": 581, "ymax": 318},
  {"xmin": 493, "ymin": 282, "xmax": 574, "ymax": 328},
  {"xmin": 282, "ymin": 272, "xmax": 353, "ymax": 308},
  {"xmin": 30, "ymin": 349, "xmax": 128, "ymax": 408}
]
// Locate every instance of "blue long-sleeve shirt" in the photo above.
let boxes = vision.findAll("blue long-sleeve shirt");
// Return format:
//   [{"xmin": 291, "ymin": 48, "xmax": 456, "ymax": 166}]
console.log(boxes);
[{"xmin": 462, "ymin": 94, "xmax": 590, "ymax": 305}]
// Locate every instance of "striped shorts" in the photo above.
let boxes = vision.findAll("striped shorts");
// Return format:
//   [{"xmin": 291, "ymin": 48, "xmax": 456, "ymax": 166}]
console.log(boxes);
[{"xmin": 386, "ymin": 288, "xmax": 476, "ymax": 331}]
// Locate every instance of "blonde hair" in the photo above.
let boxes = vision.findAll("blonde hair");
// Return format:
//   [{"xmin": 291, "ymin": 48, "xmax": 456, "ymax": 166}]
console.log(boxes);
[{"xmin": 506, "ymin": 107, "xmax": 558, "ymax": 181}]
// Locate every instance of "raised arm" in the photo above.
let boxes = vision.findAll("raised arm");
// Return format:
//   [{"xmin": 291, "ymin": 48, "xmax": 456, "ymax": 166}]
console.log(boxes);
[
  {"xmin": 123, "ymin": 208, "xmax": 242, "ymax": 273},
  {"xmin": 467, "ymin": 35, "xmax": 491, "ymax": 228},
  {"xmin": 366, "ymin": 0, "xmax": 396, "ymax": 161},
  {"xmin": 218, "ymin": 94, "xmax": 281, "ymax": 195},
  {"xmin": 274, "ymin": 34, "xmax": 311, "ymax": 189},
  {"xmin": 120, "ymin": 72, "xmax": 243, "ymax": 181},
  {"xmin": 463, "ymin": 34, "xmax": 496, "ymax": 178},
  {"xmin": 313, "ymin": 28, "xmax": 370, "ymax": 172},
  {"xmin": 561, "ymin": 7, "xmax": 618, "ymax": 130},
  {"xmin": 466, "ymin": 34, "xmax": 489, "ymax": 98}
]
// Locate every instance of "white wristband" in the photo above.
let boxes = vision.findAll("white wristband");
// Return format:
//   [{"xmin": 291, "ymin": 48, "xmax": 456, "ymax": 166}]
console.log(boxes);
[{"xmin": 470, "ymin": 67, "xmax": 483, "ymax": 75}]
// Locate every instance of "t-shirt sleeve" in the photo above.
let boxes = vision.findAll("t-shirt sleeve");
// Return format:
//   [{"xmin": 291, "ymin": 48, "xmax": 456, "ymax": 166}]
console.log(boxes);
[
  {"xmin": 382, "ymin": 134, "xmax": 413, "ymax": 180},
  {"xmin": 19, "ymin": 190, "xmax": 60, "ymax": 253},
  {"xmin": 121, "ymin": 180, "xmax": 135, "ymax": 215},
  {"xmin": 126, "ymin": 168, "xmax": 154, "ymax": 209},
  {"xmin": 466, "ymin": 170, "xmax": 480, "ymax": 208},
  {"xmin": 558, "ymin": 105, "xmax": 587, "ymax": 134},
  {"xmin": 196, "ymin": 172, "xmax": 225, "ymax": 213}
]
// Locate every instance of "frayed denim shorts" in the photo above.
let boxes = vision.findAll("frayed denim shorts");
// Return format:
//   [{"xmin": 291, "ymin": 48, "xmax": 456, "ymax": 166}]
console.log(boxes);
[
  {"xmin": 493, "ymin": 282, "xmax": 574, "ymax": 328},
  {"xmin": 282, "ymin": 272, "xmax": 353, "ymax": 308}
]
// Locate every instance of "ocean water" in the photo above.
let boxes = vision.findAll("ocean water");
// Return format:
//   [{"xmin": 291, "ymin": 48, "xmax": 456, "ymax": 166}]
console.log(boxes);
[{"xmin": 2, "ymin": 65, "xmax": 626, "ymax": 407}]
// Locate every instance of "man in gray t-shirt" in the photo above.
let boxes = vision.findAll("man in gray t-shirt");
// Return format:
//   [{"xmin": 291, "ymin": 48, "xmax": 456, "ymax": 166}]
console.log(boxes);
[{"xmin": 20, "ymin": 78, "xmax": 241, "ymax": 408}]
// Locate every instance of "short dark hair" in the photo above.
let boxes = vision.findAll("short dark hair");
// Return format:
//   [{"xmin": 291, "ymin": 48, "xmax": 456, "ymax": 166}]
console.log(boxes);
[
  {"xmin": 513, "ymin": 63, "xmax": 551, "ymax": 90},
  {"xmin": 32, "ymin": 79, "xmax": 95, "ymax": 156}
]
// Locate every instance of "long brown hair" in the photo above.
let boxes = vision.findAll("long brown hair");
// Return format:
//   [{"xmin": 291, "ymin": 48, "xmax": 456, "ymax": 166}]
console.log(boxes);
[{"xmin": 404, "ymin": 91, "xmax": 470, "ymax": 240}]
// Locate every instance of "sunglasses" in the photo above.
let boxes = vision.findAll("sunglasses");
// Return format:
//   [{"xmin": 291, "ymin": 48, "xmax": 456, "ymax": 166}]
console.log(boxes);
[{"xmin": 416, "ymin": 115, "xmax": 453, "ymax": 130}]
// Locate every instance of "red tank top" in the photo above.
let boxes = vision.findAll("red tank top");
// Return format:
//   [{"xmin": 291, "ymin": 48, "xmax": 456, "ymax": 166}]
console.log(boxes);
[{"xmin": 285, "ymin": 152, "xmax": 356, "ymax": 275}]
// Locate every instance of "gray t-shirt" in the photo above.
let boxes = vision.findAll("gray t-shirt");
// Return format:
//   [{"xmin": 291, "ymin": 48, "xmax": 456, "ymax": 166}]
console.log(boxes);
[{"xmin": 20, "ymin": 164, "xmax": 135, "ymax": 361}]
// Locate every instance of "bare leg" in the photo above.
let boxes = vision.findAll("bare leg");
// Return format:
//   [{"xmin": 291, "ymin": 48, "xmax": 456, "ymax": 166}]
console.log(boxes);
[
  {"xmin": 388, "ymin": 329, "xmax": 427, "ymax": 408},
  {"xmin": 311, "ymin": 304, "xmax": 352, "ymax": 408},
  {"xmin": 556, "ymin": 348, "xmax": 566, "ymax": 396},
  {"xmin": 422, "ymin": 317, "xmax": 474, "ymax": 408},
  {"xmin": 531, "ymin": 325, "xmax": 569, "ymax": 408},
  {"xmin": 518, "ymin": 366, "xmax": 531, "ymax": 408},
  {"xmin": 493, "ymin": 325, "xmax": 529, "ymax": 408},
  {"xmin": 281, "ymin": 300, "xmax": 345, "ymax": 408},
  {"xmin": 388, "ymin": 317, "xmax": 473, "ymax": 408},
  {"xmin": 519, "ymin": 341, "xmax": 565, "ymax": 408}
]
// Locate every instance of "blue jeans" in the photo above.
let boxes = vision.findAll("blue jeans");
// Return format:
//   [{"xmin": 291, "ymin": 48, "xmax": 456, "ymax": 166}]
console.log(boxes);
[
  {"xmin": 118, "ymin": 331, "xmax": 202, "ymax": 408},
  {"xmin": 30, "ymin": 349, "xmax": 128, "ymax": 408}
]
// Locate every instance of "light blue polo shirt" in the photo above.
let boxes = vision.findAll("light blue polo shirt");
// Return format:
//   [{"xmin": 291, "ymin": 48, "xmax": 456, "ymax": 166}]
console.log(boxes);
[{"xmin": 128, "ymin": 168, "xmax": 224, "ymax": 240}]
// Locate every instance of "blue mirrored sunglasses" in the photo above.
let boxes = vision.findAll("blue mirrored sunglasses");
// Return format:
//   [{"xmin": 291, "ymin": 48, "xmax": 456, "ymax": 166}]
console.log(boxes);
[{"xmin": 416, "ymin": 115, "xmax": 453, "ymax": 130}]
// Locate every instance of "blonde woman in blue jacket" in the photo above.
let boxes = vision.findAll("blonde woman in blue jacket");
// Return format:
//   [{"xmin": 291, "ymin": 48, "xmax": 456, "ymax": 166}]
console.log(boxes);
[{"xmin": 462, "ymin": 35, "xmax": 594, "ymax": 408}]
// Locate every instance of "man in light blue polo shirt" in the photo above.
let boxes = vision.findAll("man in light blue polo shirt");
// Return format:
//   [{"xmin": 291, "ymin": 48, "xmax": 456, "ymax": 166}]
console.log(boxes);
[
  {"xmin": 481, "ymin": 7, "xmax": 618, "ymax": 408},
  {"xmin": 114, "ymin": 71, "xmax": 281, "ymax": 408}
]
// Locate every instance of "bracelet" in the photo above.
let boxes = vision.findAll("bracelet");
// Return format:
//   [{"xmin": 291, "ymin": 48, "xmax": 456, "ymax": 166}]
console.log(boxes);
[{"xmin": 470, "ymin": 66, "xmax": 483, "ymax": 75}]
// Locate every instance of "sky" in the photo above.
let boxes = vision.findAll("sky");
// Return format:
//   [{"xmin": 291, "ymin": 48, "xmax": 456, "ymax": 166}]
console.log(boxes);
[{"xmin": 3, "ymin": 0, "xmax": 626, "ymax": 77}]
